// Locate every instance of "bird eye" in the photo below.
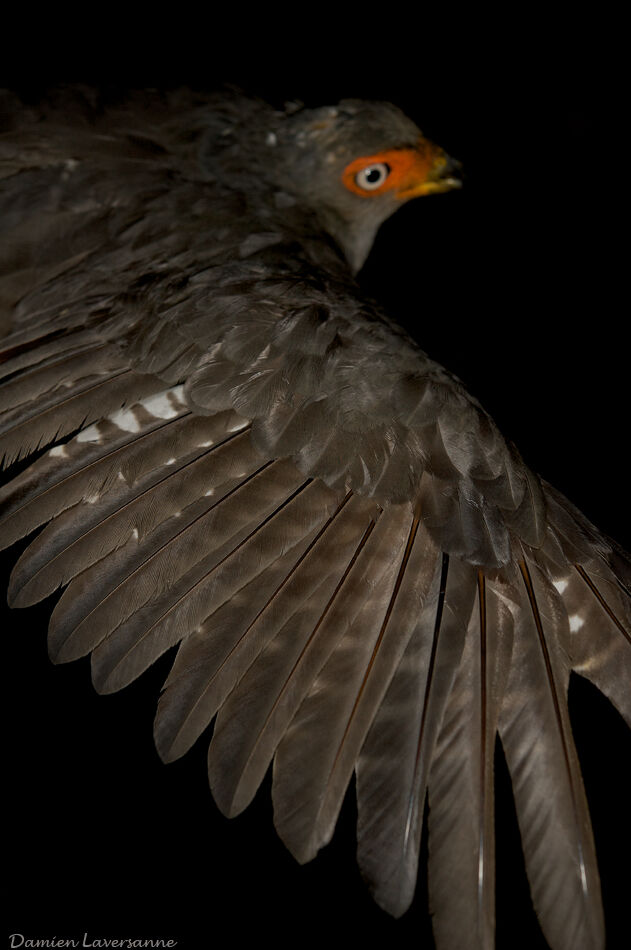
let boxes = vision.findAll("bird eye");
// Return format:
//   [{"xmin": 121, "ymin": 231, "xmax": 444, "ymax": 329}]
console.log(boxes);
[{"xmin": 354, "ymin": 162, "xmax": 391, "ymax": 191}]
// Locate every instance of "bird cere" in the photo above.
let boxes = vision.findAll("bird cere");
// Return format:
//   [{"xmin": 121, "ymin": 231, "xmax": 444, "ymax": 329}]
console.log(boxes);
[{"xmin": 0, "ymin": 87, "xmax": 629, "ymax": 950}]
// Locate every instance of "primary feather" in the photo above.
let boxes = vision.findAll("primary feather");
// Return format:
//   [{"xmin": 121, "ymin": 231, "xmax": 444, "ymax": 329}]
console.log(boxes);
[{"xmin": 1, "ymin": 86, "xmax": 628, "ymax": 950}]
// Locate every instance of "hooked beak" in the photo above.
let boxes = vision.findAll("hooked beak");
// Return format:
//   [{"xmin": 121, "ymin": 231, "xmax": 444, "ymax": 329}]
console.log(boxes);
[{"xmin": 397, "ymin": 147, "xmax": 463, "ymax": 199}]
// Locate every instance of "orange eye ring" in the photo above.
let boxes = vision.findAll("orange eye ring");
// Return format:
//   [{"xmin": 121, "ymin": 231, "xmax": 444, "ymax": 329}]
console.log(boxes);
[{"xmin": 342, "ymin": 144, "xmax": 439, "ymax": 199}]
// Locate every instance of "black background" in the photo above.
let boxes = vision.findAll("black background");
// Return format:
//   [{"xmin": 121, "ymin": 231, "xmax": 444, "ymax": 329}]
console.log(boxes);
[{"xmin": 2, "ymin": 10, "xmax": 629, "ymax": 950}]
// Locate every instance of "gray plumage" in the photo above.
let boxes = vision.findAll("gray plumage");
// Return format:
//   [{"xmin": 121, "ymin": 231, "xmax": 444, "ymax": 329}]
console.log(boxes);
[{"xmin": 1, "ymin": 86, "xmax": 628, "ymax": 950}]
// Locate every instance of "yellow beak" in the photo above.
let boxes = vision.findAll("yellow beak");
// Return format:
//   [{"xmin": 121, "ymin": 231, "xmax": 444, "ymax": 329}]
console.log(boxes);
[{"xmin": 398, "ymin": 151, "xmax": 463, "ymax": 199}]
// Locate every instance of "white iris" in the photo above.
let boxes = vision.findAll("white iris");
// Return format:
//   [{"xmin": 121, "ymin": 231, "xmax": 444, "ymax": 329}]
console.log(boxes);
[{"xmin": 354, "ymin": 162, "xmax": 390, "ymax": 191}]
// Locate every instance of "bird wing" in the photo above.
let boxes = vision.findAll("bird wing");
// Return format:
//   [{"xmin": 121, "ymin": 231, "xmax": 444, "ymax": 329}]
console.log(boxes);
[{"xmin": 1, "ymin": 88, "xmax": 629, "ymax": 950}]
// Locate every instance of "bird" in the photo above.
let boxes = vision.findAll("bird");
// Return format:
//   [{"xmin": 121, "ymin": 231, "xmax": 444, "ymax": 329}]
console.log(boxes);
[{"xmin": 0, "ymin": 85, "xmax": 629, "ymax": 950}]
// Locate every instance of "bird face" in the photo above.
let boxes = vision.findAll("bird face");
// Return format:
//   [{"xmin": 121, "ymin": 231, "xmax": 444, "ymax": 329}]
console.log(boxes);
[{"xmin": 277, "ymin": 100, "xmax": 461, "ymax": 273}]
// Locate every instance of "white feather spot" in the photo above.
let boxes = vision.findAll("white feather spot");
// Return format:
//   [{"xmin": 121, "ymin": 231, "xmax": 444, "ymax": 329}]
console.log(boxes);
[
  {"xmin": 106, "ymin": 387, "xmax": 185, "ymax": 433},
  {"xmin": 553, "ymin": 579, "xmax": 569, "ymax": 594},
  {"xmin": 198, "ymin": 440, "xmax": 214, "ymax": 448},
  {"xmin": 48, "ymin": 444, "xmax": 68, "ymax": 458},
  {"xmin": 141, "ymin": 386, "xmax": 184, "ymax": 419},
  {"xmin": 76, "ymin": 423, "xmax": 102, "ymax": 443},
  {"xmin": 569, "ymin": 614, "xmax": 585, "ymax": 632},
  {"xmin": 61, "ymin": 158, "xmax": 79, "ymax": 181},
  {"xmin": 204, "ymin": 488, "xmax": 214, "ymax": 497},
  {"xmin": 165, "ymin": 457, "xmax": 176, "ymax": 465},
  {"xmin": 109, "ymin": 406, "xmax": 142, "ymax": 433},
  {"xmin": 266, "ymin": 132, "xmax": 277, "ymax": 147},
  {"xmin": 132, "ymin": 527, "xmax": 139, "ymax": 540}
]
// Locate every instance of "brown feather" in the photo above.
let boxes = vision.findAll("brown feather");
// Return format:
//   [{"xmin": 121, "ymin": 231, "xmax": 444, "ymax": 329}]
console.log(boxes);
[
  {"xmin": 498, "ymin": 559, "xmax": 604, "ymax": 950},
  {"xmin": 355, "ymin": 554, "xmax": 477, "ymax": 917},
  {"xmin": 207, "ymin": 499, "xmax": 390, "ymax": 819},
  {"xmin": 427, "ymin": 574, "xmax": 514, "ymax": 950},
  {"xmin": 272, "ymin": 509, "xmax": 438, "ymax": 864}
]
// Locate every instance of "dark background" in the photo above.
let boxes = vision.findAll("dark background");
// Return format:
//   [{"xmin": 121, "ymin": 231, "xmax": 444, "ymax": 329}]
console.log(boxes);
[{"xmin": 2, "ymin": 11, "xmax": 629, "ymax": 950}]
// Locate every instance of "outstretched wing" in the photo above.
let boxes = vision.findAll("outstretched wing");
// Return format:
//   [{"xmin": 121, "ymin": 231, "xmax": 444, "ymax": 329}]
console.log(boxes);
[{"xmin": 1, "ymin": 89, "xmax": 629, "ymax": 950}]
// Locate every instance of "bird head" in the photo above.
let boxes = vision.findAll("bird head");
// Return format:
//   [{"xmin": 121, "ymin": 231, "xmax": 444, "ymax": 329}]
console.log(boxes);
[{"xmin": 272, "ymin": 99, "xmax": 462, "ymax": 273}]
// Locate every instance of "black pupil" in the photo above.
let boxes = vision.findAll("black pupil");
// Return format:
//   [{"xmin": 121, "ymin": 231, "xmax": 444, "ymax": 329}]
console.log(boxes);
[{"xmin": 365, "ymin": 166, "xmax": 383, "ymax": 183}]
